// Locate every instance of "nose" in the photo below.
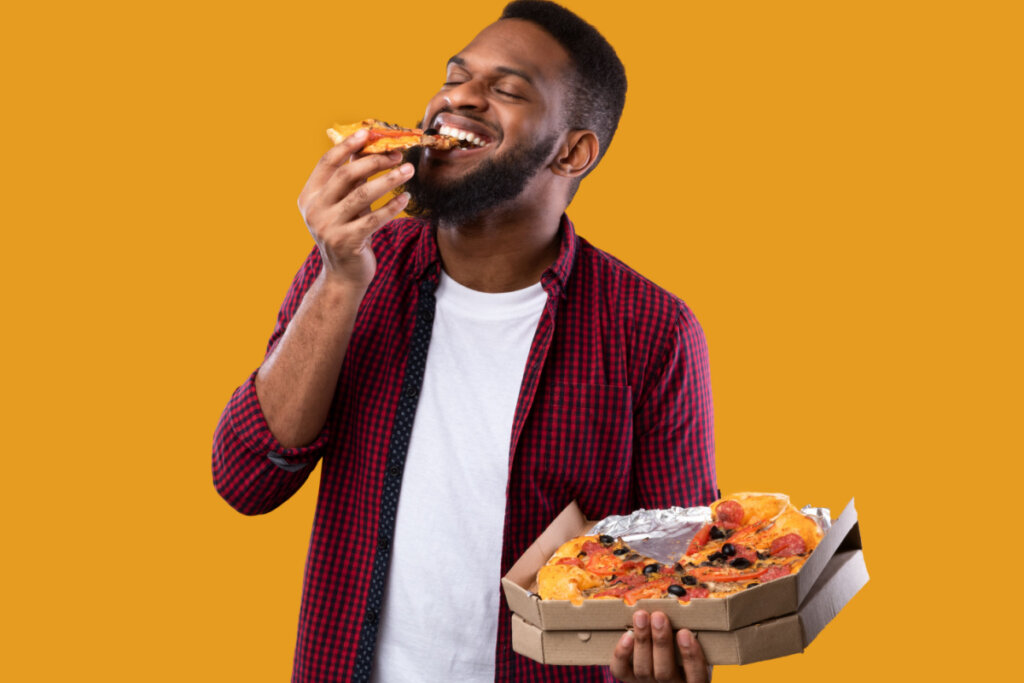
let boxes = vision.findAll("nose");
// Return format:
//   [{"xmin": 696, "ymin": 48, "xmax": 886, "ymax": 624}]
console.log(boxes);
[{"xmin": 443, "ymin": 79, "xmax": 488, "ymax": 112}]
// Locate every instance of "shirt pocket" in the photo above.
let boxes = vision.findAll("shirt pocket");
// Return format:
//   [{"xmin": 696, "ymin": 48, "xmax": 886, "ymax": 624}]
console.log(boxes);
[{"xmin": 530, "ymin": 383, "xmax": 633, "ymax": 512}]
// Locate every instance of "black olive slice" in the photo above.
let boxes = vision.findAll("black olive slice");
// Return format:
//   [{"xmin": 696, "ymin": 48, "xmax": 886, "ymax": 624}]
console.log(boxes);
[
  {"xmin": 729, "ymin": 558, "xmax": 752, "ymax": 569},
  {"xmin": 642, "ymin": 563, "xmax": 661, "ymax": 575},
  {"xmin": 709, "ymin": 526, "xmax": 725, "ymax": 540},
  {"xmin": 599, "ymin": 535, "xmax": 614, "ymax": 546},
  {"xmin": 721, "ymin": 543, "xmax": 736, "ymax": 556},
  {"xmin": 667, "ymin": 584, "xmax": 687, "ymax": 597},
  {"xmin": 681, "ymin": 575, "xmax": 698, "ymax": 586}
]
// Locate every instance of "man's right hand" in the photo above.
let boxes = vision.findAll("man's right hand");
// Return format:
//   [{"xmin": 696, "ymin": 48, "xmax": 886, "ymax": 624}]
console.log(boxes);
[
  {"xmin": 255, "ymin": 131, "xmax": 415, "ymax": 449},
  {"xmin": 297, "ymin": 128, "xmax": 414, "ymax": 292}
]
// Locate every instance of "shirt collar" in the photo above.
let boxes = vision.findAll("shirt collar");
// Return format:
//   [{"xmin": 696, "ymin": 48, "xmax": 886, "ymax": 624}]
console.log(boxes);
[{"xmin": 409, "ymin": 214, "xmax": 578, "ymax": 298}]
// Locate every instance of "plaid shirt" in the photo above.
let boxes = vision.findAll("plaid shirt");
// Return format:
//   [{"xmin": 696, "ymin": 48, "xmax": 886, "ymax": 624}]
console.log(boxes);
[{"xmin": 213, "ymin": 216, "xmax": 717, "ymax": 682}]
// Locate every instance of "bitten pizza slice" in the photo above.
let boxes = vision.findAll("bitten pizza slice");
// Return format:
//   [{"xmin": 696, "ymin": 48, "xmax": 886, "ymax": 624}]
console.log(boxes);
[{"xmin": 326, "ymin": 118, "xmax": 472, "ymax": 153}]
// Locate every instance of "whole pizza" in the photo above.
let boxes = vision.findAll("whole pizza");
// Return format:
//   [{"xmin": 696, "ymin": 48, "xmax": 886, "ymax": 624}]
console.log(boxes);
[{"xmin": 537, "ymin": 493, "xmax": 825, "ymax": 605}]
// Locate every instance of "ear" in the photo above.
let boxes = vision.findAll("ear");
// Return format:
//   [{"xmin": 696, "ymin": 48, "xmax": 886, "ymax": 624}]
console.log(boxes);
[{"xmin": 551, "ymin": 130, "xmax": 599, "ymax": 178}]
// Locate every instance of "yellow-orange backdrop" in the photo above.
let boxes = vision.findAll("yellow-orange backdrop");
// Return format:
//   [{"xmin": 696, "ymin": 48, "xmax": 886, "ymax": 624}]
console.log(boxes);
[{"xmin": 2, "ymin": 1, "xmax": 1020, "ymax": 680}]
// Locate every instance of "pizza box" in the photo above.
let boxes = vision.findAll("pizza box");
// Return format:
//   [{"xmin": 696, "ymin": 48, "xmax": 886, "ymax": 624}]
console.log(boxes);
[
  {"xmin": 501, "ymin": 498, "xmax": 863, "ymax": 632},
  {"xmin": 511, "ymin": 547, "xmax": 869, "ymax": 666}
]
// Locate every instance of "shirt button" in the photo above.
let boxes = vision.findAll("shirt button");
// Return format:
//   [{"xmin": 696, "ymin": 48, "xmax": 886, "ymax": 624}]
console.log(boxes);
[
  {"xmin": 366, "ymin": 608, "xmax": 378, "ymax": 624},
  {"xmin": 378, "ymin": 530, "xmax": 390, "ymax": 549},
  {"xmin": 388, "ymin": 464, "xmax": 401, "ymax": 477}
]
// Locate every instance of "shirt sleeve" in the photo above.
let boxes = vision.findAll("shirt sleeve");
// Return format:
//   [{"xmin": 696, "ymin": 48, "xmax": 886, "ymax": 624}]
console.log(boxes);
[
  {"xmin": 631, "ymin": 302, "xmax": 718, "ymax": 510},
  {"xmin": 211, "ymin": 247, "xmax": 329, "ymax": 515}
]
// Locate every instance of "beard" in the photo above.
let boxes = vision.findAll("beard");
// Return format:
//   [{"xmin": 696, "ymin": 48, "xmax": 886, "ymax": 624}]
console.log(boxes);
[{"xmin": 402, "ymin": 132, "xmax": 559, "ymax": 226}]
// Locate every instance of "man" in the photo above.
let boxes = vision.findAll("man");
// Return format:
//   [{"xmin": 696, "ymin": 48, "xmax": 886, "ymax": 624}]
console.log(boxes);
[{"xmin": 213, "ymin": 2, "xmax": 716, "ymax": 681}]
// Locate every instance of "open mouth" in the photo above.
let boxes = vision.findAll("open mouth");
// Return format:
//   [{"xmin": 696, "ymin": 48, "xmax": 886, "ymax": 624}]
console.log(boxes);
[{"xmin": 436, "ymin": 124, "xmax": 491, "ymax": 148}]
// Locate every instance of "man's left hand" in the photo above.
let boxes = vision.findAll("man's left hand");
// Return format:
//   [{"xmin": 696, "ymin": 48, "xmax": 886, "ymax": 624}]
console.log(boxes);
[{"xmin": 609, "ymin": 610, "xmax": 711, "ymax": 683}]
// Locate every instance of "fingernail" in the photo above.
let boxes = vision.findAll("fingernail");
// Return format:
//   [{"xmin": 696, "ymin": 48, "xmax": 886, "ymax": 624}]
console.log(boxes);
[
  {"xmin": 678, "ymin": 629, "xmax": 693, "ymax": 649},
  {"xmin": 400, "ymin": 163, "xmax": 414, "ymax": 175},
  {"xmin": 352, "ymin": 129, "xmax": 368, "ymax": 139},
  {"xmin": 652, "ymin": 612, "xmax": 667, "ymax": 630},
  {"xmin": 397, "ymin": 192, "xmax": 410, "ymax": 203},
  {"xmin": 620, "ymin": 631, "xmax": 634, "ymax": 647},
  {"xmin": 634, "ymin": 611, "xmax": 648, "ymax": 629}
]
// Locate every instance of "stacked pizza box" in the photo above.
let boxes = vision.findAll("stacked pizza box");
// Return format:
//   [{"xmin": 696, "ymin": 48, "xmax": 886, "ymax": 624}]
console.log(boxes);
[{"xmin": 500, "ymin": 499, "xmax": 868, "ymax": 666}]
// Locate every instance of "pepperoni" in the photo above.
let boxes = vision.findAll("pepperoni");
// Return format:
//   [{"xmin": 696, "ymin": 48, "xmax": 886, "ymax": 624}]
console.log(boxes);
[
  {"xmin": 687, "ymin": 586, "xmax": 710, "ymax": 599},
  {"xmin": 617, "ymin": 573, "xmax": 647, "ymax": 587},
  {"xmin": 555, "ymin": 557, "xmax": 582, "ymax": 567},
  {"xmin": 731, "ymin": 545, "xmax": 758, "ymax": 564},
  {"xmin": 592, "ymin": 585, "xmax": 631, "ymax": 598},
  {"xmin": 581, "ymin": 541, "xmax": 611, "ymax": 555},
  {"xmin": 715, "ymin": 500, "xmax": 745, "ymax": 526},
  {"xmin": 759, "ymin": 564, "xmax": 793, "ymax": 582},
  {"xmin": 769, "ymin": 533, "xmax": 807, "ymax": 558},
  {"xmin": 623, "ymin": 577, "xmax": 673, "ymax": 605}
]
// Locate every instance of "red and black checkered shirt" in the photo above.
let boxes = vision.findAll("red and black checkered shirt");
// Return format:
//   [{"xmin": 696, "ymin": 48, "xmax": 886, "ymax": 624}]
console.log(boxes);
[{"xmin": 213, "ymin": 216, "xmax": 717, "ymax": 682}]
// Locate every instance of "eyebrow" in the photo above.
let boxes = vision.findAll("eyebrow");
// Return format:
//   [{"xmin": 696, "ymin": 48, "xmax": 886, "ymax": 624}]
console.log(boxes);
[{"xmin": 447, "ymin": 55, "xmax": 536, "ymax": 86}]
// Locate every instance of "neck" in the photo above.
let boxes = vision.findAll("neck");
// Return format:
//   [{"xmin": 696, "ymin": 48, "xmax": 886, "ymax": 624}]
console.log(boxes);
[{"xmin": 436, "ymin": 205, "xmax": 563, "ymax": 293}]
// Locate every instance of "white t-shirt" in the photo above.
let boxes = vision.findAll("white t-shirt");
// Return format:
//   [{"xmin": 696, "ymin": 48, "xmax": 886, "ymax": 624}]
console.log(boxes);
[{"xmin": 371, "ymin": 272, "xmax": 548, "ymax": 683}]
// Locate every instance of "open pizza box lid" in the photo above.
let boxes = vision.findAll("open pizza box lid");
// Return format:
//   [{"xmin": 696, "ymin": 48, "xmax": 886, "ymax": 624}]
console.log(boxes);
[
  {"xmin": 501, "ymin": 498, "xmax": 862, "ymax": 632},
  {"xmin": 511, "ymin": 546, "xmax": 869, "ymax": 666}
]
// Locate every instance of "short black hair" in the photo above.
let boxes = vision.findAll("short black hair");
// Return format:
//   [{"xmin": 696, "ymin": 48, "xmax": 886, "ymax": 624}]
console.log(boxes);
[{"xmin": 500, "ymin": 1, "xmax": 627, "ymax": 179}]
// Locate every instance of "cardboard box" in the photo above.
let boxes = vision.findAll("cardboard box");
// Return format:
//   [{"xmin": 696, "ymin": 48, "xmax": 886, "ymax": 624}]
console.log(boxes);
[
  {"xmin": 502, "ymin": 498, "xmax": 864, "ymax": 633},
  {"xmin": 511, "ymin": 547, "xmax": 869, "ymax": 666}
]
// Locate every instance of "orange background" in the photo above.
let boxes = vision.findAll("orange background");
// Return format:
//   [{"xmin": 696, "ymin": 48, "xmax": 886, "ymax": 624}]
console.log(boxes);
[{"xmin": 2, "ymin": 1, "xmax": 1020, "ymax": 680}]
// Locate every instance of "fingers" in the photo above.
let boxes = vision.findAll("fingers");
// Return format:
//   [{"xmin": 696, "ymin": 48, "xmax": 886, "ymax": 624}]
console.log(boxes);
[
  {"xmin": 677, "ymin": 629, "xmax": 710, "ymax": 683},
  {"xmin": 609, "ymin": 630, "xmax": 636, "ymax": 682},
  {"xmin": 342, "ymin": 190, "xmax": 411, "ymax": 245},
  {"xmin": 651, "ymin": 612, "xmax": 683, "ymax": 681},
  {"xmin": 610, "ymin": 611, "xmax": 696, "ymax": 683},
  {"xmin": 302, "ymin": 128, "xmax": 369, "ymax": 193},
  {"xmin": 319, "ymin": 152, "xmax": 406, "ymax": 208},
  {"xmin": 328, "ymin": 161, "xmax": 413, "ymax": 222},
  {"xmin": 630, "ymin": 611, "xmax": 655, "ymax": 681},
  {"xmin": 299, "ymin": 156, "xmax": 412, "ymax": 253}
]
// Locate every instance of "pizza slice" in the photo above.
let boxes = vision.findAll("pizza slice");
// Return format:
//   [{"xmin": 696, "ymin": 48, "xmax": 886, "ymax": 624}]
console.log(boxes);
[
  {"xmin": 680, "ymin": 493, "xmax": 824, "ymax": 597},
  {"xmin": 326, "ymin": 118, "xmax": 471, "ymax": 153}
]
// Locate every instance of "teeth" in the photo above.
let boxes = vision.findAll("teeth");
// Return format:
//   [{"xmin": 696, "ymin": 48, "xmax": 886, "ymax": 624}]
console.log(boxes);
[{"xmin": 437, "ymin": 124, "xmax": 487, "ymax": 147}]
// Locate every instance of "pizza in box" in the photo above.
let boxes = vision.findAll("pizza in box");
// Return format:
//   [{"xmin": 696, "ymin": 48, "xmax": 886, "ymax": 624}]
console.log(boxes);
[{"xmin": 537, "ymin": 493, "xmax": 824, "ymax": 605}]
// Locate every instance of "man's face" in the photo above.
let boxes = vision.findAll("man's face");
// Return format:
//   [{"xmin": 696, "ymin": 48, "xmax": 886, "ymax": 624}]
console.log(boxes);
[{"xmin": 404, "ymin": 19, "xmax": 573, "ymax": 225}]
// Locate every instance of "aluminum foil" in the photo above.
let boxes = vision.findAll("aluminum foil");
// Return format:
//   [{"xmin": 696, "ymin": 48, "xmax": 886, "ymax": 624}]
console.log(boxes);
[{"xmin": 588, "ymin": 504, "xmax": 832, "ymax": 566}]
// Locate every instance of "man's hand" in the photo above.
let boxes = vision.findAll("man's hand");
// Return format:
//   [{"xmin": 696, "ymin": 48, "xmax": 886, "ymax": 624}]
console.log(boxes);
[
  {"xmin": 255, "ymin": 131, "xmax": 415, "ymax": 448},
  {"xmin": 610, "ymin": 610, "xmax": 711, "ymax": 683},
  {"xmin": 297, "ymin": 128, "xmax": 414, "ymax": 292}
]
